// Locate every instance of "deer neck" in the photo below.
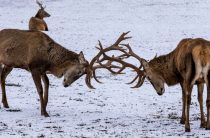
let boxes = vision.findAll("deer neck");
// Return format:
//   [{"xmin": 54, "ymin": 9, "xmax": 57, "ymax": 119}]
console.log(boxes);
[
  {"xmin": 44, "ymin": 42, "xmax": 80, "ymax": 77},
  {"xmin": 49, "ymin": 66, "xmax": 64, "ymax": 78},
  {"xmin": 149, "ymin": 52, "xmax": 179, "ymax": 86}
]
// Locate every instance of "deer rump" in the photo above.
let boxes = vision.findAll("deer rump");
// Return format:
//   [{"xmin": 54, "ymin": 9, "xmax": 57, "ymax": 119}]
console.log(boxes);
[{"xmin": 174, "ymin": 38, "xmax": 210, "ymax": 85}]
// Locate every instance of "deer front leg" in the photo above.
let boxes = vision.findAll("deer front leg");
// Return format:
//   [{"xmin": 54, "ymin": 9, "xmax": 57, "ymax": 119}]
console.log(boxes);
[
  {"xmin": 1, "ymin": 66, "xmax": 13, "ymax": 108},
  {"xmin": 197, "ymin": 83, "xmax": 206, "ymax": 128},
  {"xmin": 31, "ymin": 70, "xmax": 49, "ymax": 117},
  {"xmin": 41, "ymin": 74, "xmax": 49, "ymax": 109}
]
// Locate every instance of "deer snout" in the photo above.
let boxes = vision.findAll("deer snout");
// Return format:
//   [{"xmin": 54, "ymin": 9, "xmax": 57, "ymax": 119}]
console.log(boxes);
[
  {"xmin": 157, "ymin": 88, "xmax": 165, "ymax": 96},
  {"xmin": 63, "ymin": 84, "xmax": 68, "ymax": 87},
  {"xmin": 63, "ymin": 78, "xmax": 71, "ymax": 88}
]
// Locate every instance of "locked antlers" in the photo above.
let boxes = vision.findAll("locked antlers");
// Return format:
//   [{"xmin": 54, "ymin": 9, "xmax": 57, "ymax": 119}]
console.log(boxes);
[{"xmin": 85, "ymin": 32, "xmax": 146, "ymax": 89}]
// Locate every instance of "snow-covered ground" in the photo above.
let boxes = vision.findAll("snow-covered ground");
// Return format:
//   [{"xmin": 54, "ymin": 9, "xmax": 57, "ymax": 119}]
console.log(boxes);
[{"xmin": 1, "ymin": 0, "xmax": 210, "ymax": 137}]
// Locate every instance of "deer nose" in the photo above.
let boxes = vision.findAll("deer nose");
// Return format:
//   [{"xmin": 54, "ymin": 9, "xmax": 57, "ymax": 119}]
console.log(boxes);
[
  {"xmin": 64, "ymin": 84, "xmax": 68, "ymax": 87},
  {"xmin": 157, "ymin": 88, "xmax": 164, "ymax": 96}
]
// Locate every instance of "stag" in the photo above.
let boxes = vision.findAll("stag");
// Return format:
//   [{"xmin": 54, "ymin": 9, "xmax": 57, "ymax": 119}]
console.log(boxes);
[
  {"xmin": 0, "ymin": 29, "xmax": 92, "ymax": 117},
  {"xmin": 86, "ymin": 32, "xmax": 210, "ymax": 132},
  {"xmin": 29, "ymin": 0, "xmax": 50, "ymax": 31}
]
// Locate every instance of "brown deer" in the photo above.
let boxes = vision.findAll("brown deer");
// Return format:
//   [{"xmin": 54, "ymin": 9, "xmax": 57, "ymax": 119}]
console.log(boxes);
[
  {"xmin": 29, "ymin": 0, "xmax": 50, "ymax": 31},
  {"xmin": 0, "ymin": 29, "xmax": 93, "ymax": 117},
  {"xmin": 86, "ymin": 32, "xmax": 210, "ymax": 132}
]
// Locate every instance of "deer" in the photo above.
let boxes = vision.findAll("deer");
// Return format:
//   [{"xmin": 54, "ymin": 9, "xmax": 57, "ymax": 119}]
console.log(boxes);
[
  {"xmin": 0, "ymin": 29, "xmax": 95, "ymax": 117},
  {"xmin": 29, "ymin": 0, "xmax": 50, "ymax": 31},
  {"xmin": 85, "ymin": 32, "xmax": 210, "ymax": 132}
]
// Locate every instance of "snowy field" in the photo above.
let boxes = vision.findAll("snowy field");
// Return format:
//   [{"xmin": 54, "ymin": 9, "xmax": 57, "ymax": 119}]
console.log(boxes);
[{"xmin": 1, "ymin": 0, "xmax": 210, "ymax": 137}]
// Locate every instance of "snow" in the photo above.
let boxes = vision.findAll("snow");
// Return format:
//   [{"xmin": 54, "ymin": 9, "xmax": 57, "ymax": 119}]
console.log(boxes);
[{"xmin": 1, "ymin": 0, "xmax": 210, "ymax": 137}]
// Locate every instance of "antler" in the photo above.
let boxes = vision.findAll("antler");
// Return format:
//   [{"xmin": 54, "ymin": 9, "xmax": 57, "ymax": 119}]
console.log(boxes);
[
  {"xmin": 36, "ymin": 0, "xmax": 46, "ymax": 9},
  {"xmin": 85, "ymin": 31, "xmax": 146, "ymax": 89}
]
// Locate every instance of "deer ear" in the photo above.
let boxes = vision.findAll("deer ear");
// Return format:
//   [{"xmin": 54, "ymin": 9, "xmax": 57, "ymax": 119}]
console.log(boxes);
[
  {"xmin": 141, "ymin": 59, "xmax": 149, "ymax": 70},
  {"xmin": 78, "ymin": 51, "xmax": 86, "ymax": 64}
]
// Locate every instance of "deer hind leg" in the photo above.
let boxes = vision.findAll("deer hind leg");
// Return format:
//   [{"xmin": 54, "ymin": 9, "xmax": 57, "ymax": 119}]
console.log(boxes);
[
  {"xmin": 1, "ymin": 66, "xmax": 13, "ymax": 108},
  {"xmin": 206, "ymin": 82, "xmax": 210, "ymax": 130},
  {"xmin": 206, "ymin": 73, "xmax": 210, "ymax": 130},
  {"xmin": 31, "ymin": 70, "xmax": 49, "ymax": 117},
  {"xmin": 191, "ymin": 61, "xmax": 202, "ymax": 85},
  {"xmin": 197, "ymin": 83, "xmax": 206, "ymax": 128},
  {"xmin": 180, "ymin": 83, "xmax": 186, "ymax": 124},
  {"xmin": 41, "ymin": 74, "xmax": 49, "ymax": 110},
  {"xmin": 183, "ymin": 81, "xmax": 193, "ymax": 132}
]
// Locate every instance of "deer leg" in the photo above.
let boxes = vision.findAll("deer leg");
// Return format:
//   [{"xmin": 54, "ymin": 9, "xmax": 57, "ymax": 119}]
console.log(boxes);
[
  {"xmin": 31, "ymin": 70, "xmax": 49, "ymax": 117},
  {"xmin": 1, "ymin": 66, "xmax": 13, "ymax": 108},
  {"xmin": 180, "ymin": 83, "xmax": 186, "ymax": 124},
  {"xmin": 197, "ymin": 83, "xmax": 206, "ymax": 128},
  {"xmin": 41, "ymin": 74, "xmax": 49, "ymax": 109},
  {"xmin": 184, "ymin": 81, "xmax": 193, "ymax": 132},
  {"xmin": 206, "ymin": 82, "xmax": 210, "ymax": 130},
  {"xmin": 180, "ymin": 88, "xmax": 186, "ymax": 124}
]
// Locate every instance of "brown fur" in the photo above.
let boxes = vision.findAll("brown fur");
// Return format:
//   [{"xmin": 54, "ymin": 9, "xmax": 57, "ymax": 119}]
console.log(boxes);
[
  {"xmin": 0, "ymin": 29, "xmax": 88, "ymax": 117},
  {"xmin": 147, "ymin": 38, "xmax": 210, "ymax": 131}
]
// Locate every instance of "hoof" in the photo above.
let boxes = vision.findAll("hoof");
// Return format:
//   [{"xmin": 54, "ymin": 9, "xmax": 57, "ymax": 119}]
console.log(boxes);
[
  {"xmin": 180, "ymin": 119, "xmax": 185, "ymax": 124},
  {"xmin": 185, "ymin": 127, "xmax": 191, "ymax": 132},
  {"xmin": 3, "ymin": 104, "xmax": 9, "ymax": 108},
  {"xmin": 42, "ymin": 112, "xmax": 50, "ymax": 117},
  {"xmin": 44, "ymin": 113, "xmax": 50, "ymax": 117},
  {"xmin": 206, "ymin": 125, "xmax": 210, "ymax": 130},
  {"xmin": 200, "ymin": 122, "xmax": 207, "ymax": 128}
]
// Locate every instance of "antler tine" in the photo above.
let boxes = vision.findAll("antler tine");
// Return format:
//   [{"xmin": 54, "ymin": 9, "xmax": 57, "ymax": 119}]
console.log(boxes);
[
  {"xmin": 126, "ymin": 66, "xmax": 143, "ymax": 84},
  {"xmin": 126, "ymin": 75, "xmax": 138, "ymax": 84},
  {"xmin": 36, "ymin": 0, "xmax": 44, "ymax": 9},
  {"xmin": 131, "ymin": 75, "xmax": 146, "ymax": 88},
  {"xmin": 85, "ymin": 67, "xmax": 95, "ymax": 89},
  {"xmin": 120, "ymin": 43, "xmax": 142, "ymax": 64},
  {"xmin": 112, "ymin": 31, "xmax": 132, "ymax": 47}
]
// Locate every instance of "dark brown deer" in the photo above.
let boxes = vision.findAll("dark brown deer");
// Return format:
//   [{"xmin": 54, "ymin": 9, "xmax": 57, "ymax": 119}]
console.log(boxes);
[
  {"xmin": 29, "ymin": 0, "xmax": 50, "ymax": 31},
  {"xmin": 86, "ymin": 32, "xmax": 210, "ymax": 132},
  {"xmin": 0, "ymin": 29, "xmax": 92, "ymax": 117}
]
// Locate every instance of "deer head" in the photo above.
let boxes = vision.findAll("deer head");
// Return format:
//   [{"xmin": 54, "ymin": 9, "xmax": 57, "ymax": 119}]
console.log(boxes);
[
  {"xmin": 86, "ymin": 32, "xmax": 165, "ymax": 95},
  {"xmin": 63, "ymin": 52, "xmax": 89, "ymax": 87},
  {"xmin": 141, "ymin": 59, "xmax": 165, "ymax": 95},
  {"xmin": 36, "ymin": 0, "xmax": 50, "ymax": 19}
]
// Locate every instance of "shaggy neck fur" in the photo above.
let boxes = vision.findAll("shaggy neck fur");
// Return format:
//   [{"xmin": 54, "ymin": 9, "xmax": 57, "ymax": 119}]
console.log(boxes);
[
  {"xmin": 48, "ymin": 43, "xmax": 79, "ymax": 66},
  {"xmin": 148, "ymin": 51, "xmax": 180, "ymax": 86}
]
